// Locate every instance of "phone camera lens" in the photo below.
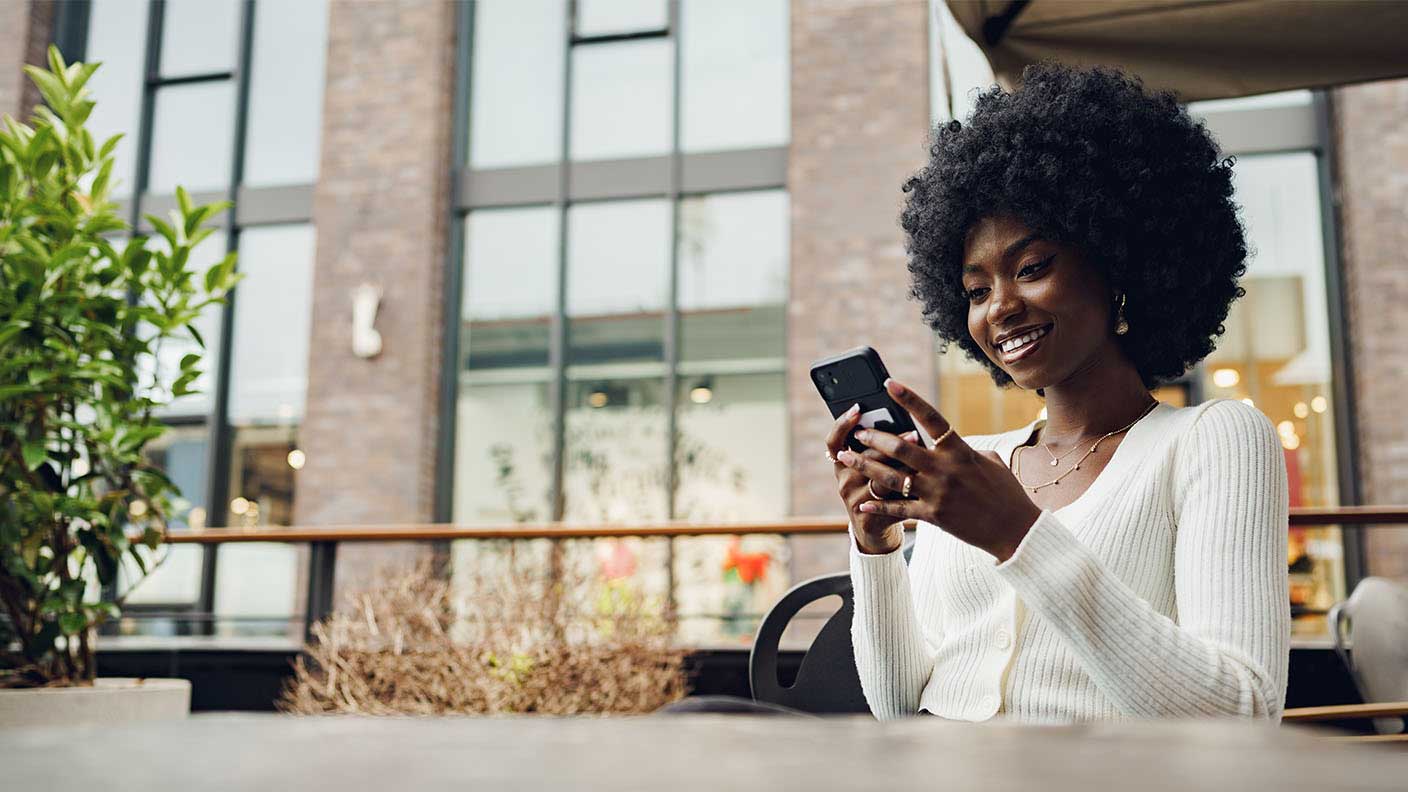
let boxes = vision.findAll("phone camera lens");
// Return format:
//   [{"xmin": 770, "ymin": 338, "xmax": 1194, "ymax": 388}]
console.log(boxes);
[{"xmin": 822, "ymin": 384, "xmax": 835, "ymax": 399}]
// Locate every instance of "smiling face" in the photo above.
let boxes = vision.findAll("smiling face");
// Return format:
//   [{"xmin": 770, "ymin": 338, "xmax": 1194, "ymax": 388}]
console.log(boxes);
[{"xmin": 961, "ymin": 215, "xmax": 1122, "ymax": 391}]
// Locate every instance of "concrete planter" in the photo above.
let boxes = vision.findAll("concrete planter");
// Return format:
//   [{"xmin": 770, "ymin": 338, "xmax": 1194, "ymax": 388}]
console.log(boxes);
[{"xmin": 0, "ymin": 678, "xmax": 190, "ymax": 729}]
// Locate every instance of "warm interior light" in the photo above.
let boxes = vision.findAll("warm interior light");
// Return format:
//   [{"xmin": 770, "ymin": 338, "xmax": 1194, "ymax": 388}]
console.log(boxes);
[
  {"xmin": 1282, "ymin": 433, "xmax": 1301, "ymax": 450},
  {"xmin": 230, "ymin": 497, "xmax": 250, "ymax": 515},
  {"xmin": 1277, "ymin": 420, "xmax": 1296, "ymax": 437},
  {"xmin": 188, "ymin": 507, "xmax": 207, "ymax": 531},
  {"xmin": 287, "ymin": 449, "xmax": 306, "ymax": 470},
  {"xmin": 588, "ymin": 390, "xmax": 609, "ymax": 408},
  {"xmin": 1293, "ymin": 402, "xmax": 1310, "ymax": 419},
  {"xmin": 689, "ymin": 386, "xmax": 713, "ymax": 404},
  {"xmin": 1212, "ymin": 368, "xmax": 1240, "ymax": 388},
  {"xmin": 1310, "ymin": 395, "xmax": 1328, "ymax": 414},
  {"xmin": 128, "ymin": 500, "xmax": 148, "ymax": 518}
]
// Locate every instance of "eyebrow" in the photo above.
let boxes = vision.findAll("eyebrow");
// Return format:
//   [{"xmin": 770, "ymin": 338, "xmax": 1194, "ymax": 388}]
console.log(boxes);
[{"xmin": 963, "ymin": 232, "xmax": 1043, "ymax": 274}]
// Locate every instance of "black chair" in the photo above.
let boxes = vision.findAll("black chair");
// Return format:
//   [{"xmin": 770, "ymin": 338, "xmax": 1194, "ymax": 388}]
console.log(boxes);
[{"xmin": 748, "ymin": 541, "xmax": 913, "ymax": 714}]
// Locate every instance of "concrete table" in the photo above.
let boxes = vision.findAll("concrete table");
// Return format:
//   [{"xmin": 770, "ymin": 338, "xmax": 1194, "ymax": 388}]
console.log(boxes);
[{"xmin": 3, "ymin": 713, "xmax": 1404, "ymax": 791}]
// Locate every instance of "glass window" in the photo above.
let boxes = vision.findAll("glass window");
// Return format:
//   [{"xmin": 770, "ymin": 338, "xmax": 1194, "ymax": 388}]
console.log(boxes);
[
  {"xmin": 576, "ymin": 0, "xmax": 667, "ymax": 37},
  {"xmin": 217, "ymin": 424, "xmax": 302, "ymax": 635},
  {"xmin": 562, "ymin": 377, "xmax": 668, "ymax": 522},
  {"xmin": 453, "ymin": 381, "xmax": 555, "ymax": 524},
  {"xmin": 681, "ymin": 0, "xmax": 789, "ymax": 152},
  {"xmin": 149, "ymin": 82, "xmax": 236, "ymax": 194},
  {"xmin": 674, "ymin": 372, "xmax": 787, "ymax": 520},
  {"xmin": 469, "ymin": 1, "xmax": 566, "ymax": 169},
  {"xmin": 463, "ymin": 207, "xmax": 559, "ymax": 369},
  {"xmin": 212, "ymin": 541, "xmax": 299, "ymax": 636},
  {"xmin": 83, "ymin": 0, "xmax": 148, "ymax": 200},
  {"xmin": 455, "ymin": 208, "xmax": 560, "ymax": 525},
  {"xmin": 226, "ymin": 425, "xmax": 299, "ymax": 527},
  {"xmin": 677, "ymin": 190, "xmax": 788, "ymax": 363},
  {"xmin": 228, "ymin": 224, "xmax": 316, "ymax": 424},
  {"xmin": 144, "ymin": 424, "xmax": 212, "ymax": 532},
  {"xmin": 570, "ymin": 39, "xmax": 674, "ymax": 161},
  {"xmin": 159, "ymin": 0, "xmax": 240, "ymax": 77},
  {"xmin": 567, "ymin": 199, "xmax": 670, "ymax": 364},
  {"xmin": 244, "ymin": 0, "xmax": 328, "ymax": 187}
]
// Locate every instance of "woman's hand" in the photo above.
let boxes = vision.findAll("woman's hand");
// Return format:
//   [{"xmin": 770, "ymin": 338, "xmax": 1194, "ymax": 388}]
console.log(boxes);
[
  {"xmin": 836, "ymin": 379, "xmax": 1043, "ymax": 563},
  {"xmin": 826, "ymin": 403, "xmax": 921, "ymax": 555}
]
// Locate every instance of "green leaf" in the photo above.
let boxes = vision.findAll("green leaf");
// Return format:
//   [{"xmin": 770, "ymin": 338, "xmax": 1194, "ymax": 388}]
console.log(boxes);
[
  {"xmin": 22, "ymin": 440, "xmax": 48, "ymax": 471},
  {"xmin": 97, "ymin": 132, "xmax": 123, "ymax": 161},
  {"xmin": 176, "ymin": 185, "xmax": 192, "ymax": 217},
  {"xmin": 58, "ymin": 612, "xmax": 89, "ymax": 636},
  {"xmin": 179, "ymin": 352, "xmax": 201, "ymax": 371}
]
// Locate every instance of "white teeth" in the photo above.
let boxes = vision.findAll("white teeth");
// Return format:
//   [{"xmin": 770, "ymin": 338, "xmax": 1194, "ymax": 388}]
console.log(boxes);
[{"xmin": 999, "ymin": 326, "xmax": 1048, "ymax": 354}]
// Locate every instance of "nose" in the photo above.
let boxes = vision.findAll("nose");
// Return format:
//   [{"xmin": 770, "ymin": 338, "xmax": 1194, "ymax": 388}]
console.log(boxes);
[{"xmin": 986, "ymin": 280, "xmax": 1025, "ymax": 332}]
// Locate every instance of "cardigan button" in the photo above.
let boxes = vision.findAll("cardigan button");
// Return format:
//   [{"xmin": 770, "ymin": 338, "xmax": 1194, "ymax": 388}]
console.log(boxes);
[
  {"xmin": 995, "ymin": 629, "xmax": 1012, "ymax": 650},
  {"xmin": 980, "ymin": 694, "xmax": 999, "ymax": 712}
]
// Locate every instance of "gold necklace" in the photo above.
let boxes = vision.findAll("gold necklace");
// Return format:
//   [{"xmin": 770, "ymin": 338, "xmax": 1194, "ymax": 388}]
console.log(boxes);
[
  {"xmin": 1039, "ymin": 438, "xmax": 1089, "ymax": 467},
  {"xmin": 1012, "ymin": 400, "xmax": 1159, "ymax": 494}
]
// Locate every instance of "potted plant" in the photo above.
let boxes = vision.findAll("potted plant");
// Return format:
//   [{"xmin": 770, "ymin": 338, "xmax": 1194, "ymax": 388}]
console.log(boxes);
[{"xmin": 0, "ymin": 47, "xmax": 238, "ymax": 725}]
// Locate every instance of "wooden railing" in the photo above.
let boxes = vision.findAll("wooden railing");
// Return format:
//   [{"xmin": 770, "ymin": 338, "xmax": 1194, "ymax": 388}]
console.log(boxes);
[
  {"xmin": 142, "ymin": 506, "xmax": 1408, "ymax": 642},
  {"xmin": 163, "ymin": 505, "xmax": 1408, "ymax": 545}
]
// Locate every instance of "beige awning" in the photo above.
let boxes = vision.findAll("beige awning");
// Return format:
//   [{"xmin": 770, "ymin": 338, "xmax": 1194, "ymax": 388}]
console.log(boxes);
[{"xmin": 945, "ymin": 1, "xmax": 1408, "ymax": 101}]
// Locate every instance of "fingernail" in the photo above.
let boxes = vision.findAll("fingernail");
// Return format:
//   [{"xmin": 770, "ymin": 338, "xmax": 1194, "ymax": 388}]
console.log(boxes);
[
  {"xmin": 859, "ymin": 502, "xmax": 876, "ymax": 513},
  {"xmin": 903, "ymin": 431, "xmax": 919, "ymax": 442},
  {"xmin": 837, "ymin": 449, "xmax": 853, "ymax": 464},
  {"xmin": 885, "ymin": 378, "xmax": 904, "ymax": 395},
  {"xmin": 855, "ymin": 429, "xmax": 870, "ymax": 443},
  {"xmin": 846, "ymin": 403, "xmax": 860, "ymax": 417}
]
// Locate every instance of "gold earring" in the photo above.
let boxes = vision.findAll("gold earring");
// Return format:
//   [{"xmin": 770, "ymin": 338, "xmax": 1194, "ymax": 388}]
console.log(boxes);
[{"xmin": 1115, "ymin": 293, "xmax": 1129, "ymax": 336}]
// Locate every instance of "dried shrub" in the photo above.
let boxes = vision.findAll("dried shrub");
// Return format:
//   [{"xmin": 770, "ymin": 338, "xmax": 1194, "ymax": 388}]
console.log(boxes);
[{"xmin": 278, "ymin": 558, "xmax": 688, "ymax": 715}]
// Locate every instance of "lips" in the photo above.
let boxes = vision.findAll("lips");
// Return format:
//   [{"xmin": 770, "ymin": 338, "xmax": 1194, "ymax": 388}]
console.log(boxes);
[{"xmin": 996, "ymin": 324, "xmax": 1051, "ymax": 364}]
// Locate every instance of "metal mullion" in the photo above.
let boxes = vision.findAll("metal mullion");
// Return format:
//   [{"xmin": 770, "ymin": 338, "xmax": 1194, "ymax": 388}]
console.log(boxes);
[
  {"xmin": 548, "ymin": 2, "xmax": 577, "ymax": 521},
  {"xmin": 52, "ymin": 1, "xmax": 91, "ymax": 63},
  {"xmin": 571, "ymin": 29, "xmax": 669, "ymax": 46},
  {"xmin": 197, "ymin": 0, "xmax": 256, "ymax": 632},
  {"xmin": 147, "ymin": 70, "xmax": 235, "ymax": 88},
  {"xmin": 435, "ymin": 0, "xmax": 476, "ymax": 523},
  {"xmin": 662, "ymin": 0, "xmax": 683, "ymax": 617},
  {"xmin": 129, "ymin": 0, "xmax": 162, "ymax": 236}
]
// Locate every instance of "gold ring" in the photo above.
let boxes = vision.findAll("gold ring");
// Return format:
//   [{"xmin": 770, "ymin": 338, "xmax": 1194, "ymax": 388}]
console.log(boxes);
[
  {"xmin": 934, "ymin": 426, "xmax": 955, "ymax": 445},
  {"xmin": 868, "ymin": 480, "xmax": 885, "ymax": 500},
  {"xmin": 901, "ymin": 475, "xmax": 913, "ymax": 498}
]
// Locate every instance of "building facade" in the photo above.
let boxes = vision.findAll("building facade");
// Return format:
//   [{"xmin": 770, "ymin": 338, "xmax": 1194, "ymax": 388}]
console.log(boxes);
[{"xmin": 3, "ymin": 0, "xmax": 1404, "ymax": 643}]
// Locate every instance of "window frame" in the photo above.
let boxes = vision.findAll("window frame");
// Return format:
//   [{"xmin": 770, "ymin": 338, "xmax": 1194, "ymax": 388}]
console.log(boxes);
[
  {"xmin": 58, "ymin": 0, "xmax": 325, "ymax": 627},
  {"xmin": 438, "ymin": 0, "xmax": 791, "ymax": 524}
]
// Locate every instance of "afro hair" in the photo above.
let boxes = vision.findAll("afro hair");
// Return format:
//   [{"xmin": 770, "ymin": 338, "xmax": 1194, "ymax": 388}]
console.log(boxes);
[{"xmin": 900, "ymin": 63, "xmax": 1247, "ymax": 389}]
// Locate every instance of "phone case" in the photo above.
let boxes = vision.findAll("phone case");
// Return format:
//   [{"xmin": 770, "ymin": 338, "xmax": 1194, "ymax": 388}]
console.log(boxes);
[{"xmin": 809, "ymin": 346, "xmax": 921, "ymax": 453}]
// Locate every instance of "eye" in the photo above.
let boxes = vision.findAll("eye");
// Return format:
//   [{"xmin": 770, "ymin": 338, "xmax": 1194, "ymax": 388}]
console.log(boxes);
[
  {"xmin": 965, "ymin": 286, "xmax": 990, "ymax": 303},
  {"xmin": 1018, "ymin": 255, "xmax": 1055, "ymax": 278}
]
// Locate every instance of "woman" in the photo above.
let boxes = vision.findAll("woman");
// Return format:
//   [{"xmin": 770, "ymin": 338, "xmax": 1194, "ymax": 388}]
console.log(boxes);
[{"xmin": 826, "ymin": 64, "xmax": 1290, "ymax": 722}]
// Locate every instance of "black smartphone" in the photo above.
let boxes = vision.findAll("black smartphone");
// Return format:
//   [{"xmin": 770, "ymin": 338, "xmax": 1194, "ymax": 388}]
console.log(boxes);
[{"xmin": 810, "ymin": 346, "xmax": 922, "ymax": 453}]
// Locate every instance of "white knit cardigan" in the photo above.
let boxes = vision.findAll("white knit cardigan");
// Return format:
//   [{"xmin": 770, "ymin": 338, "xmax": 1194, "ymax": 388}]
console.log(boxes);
[{"xmin": 849, "ymin": 398, "xmax": 1291, "ymax": 722}]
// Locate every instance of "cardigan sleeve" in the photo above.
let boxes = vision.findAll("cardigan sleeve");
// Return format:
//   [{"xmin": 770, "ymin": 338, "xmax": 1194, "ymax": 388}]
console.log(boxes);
[
  {"xmin": 993, "ymin": 399, "xmax": 1291, "ymax": 718},
  {"xmin": 848, "ymin": 525, "xmax": 938, "ymax": 720}
]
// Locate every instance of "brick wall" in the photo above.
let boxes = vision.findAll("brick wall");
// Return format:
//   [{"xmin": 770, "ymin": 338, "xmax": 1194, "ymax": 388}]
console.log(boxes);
[
  {"xmin": 1332, "ymin": 79, "xmax": 1408, "ymax": 581},
  {"xmin": 0, "ymin": 0, "xmax": 33, "ymax": 120},
  {"xmin": 787, "ymin": 0, "xmax": 936, "ymax": 579},
  {"xmin": 295, "ymin": 0, "xmax": 457, "ymax": 593}
]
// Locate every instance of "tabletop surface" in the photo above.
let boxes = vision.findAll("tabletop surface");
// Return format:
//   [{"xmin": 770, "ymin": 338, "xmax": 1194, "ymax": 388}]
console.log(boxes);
[{"xmin": 3, "ymin": 713, "xmax": 1405, "ymax": 791}]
